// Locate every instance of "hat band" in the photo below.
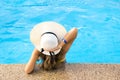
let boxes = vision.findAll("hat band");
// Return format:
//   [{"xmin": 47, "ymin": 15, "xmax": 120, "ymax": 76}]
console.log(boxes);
[{"xmin": 41, "ymin": 32, "xmax": 59, "ymax": 40}]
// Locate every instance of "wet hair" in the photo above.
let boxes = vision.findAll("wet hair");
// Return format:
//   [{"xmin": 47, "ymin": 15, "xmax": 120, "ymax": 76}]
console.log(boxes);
[{"xmin": 39, "ymin": 50, "xmax": 65, "ymax": 70}]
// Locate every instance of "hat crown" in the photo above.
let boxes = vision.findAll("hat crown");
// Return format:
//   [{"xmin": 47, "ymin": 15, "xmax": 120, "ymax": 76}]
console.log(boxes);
[{"xmin": 40, "ymin": 34, "xmax": 58, "ymax": 50}]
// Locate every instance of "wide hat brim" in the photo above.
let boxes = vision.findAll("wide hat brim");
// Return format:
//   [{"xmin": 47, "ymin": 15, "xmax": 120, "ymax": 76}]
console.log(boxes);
[{"xmin": 30, "ymin": 21, "xmax": 67, "ymax": 55}]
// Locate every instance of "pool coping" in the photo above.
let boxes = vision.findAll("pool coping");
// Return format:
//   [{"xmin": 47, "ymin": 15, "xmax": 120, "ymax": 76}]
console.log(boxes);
[{"xmin": 0, "ymin": 64, "xmax": 120, "ymax": 80}]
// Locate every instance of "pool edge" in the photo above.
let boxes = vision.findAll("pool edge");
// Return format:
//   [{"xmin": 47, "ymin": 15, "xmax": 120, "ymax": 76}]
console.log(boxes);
[{"xmin": 0, "ymin": 64, "xmax": 120, "ymax": 80}]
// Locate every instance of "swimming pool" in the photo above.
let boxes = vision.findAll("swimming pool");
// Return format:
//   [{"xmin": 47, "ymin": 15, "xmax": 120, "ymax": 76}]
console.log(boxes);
[{"xmin": 0, "ymin": 0, "xmax": 120, "ymax": 64}]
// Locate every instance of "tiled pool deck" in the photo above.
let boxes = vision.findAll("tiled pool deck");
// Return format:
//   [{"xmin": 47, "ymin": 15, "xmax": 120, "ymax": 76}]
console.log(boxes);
[{"xmin": 0, "ymin": 64, "xmax": 120, "ymax": 80}]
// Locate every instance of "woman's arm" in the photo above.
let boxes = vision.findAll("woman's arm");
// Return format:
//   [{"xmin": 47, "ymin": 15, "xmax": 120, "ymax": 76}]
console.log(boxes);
[
  {"xmin": 24, "ymin": 49, "xmax": 40, "ymax": 74},
  {"xmin": 59, "ymin": 28, "xmax": 78, "ymax": 47},
  {"xmin": 46, "ymin": 28, "xmax": 78, "ymax": 53},
  {"xmin": 59, "ymin": 28, "xmax": 78, "ymax": 54}
]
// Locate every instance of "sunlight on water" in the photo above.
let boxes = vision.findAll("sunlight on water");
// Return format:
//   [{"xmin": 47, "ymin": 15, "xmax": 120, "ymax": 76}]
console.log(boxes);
[{"xmin": 0, "ymin": 0, "xmax": 120, "ymax": 63}]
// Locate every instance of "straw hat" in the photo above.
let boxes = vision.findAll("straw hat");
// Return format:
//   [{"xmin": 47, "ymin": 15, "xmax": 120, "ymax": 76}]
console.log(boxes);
[{"xmin": 30, "ymin": 21, "xmax": 67, "ymax": 55}]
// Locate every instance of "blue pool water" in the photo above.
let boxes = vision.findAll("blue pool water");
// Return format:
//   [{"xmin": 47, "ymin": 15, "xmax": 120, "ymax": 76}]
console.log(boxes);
[{"xmin": 0, "ymin": 0, "xmax": 120, "ymax": 64}]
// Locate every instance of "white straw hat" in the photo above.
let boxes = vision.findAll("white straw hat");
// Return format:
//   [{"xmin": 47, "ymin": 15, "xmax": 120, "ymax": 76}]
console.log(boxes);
[{"xmin": 30, "ymin": 21, "xmax": 67, "ymax": 55}]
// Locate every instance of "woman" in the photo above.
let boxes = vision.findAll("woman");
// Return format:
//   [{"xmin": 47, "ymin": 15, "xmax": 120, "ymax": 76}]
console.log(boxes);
[{"xmin": 25, "ymin": 21, "xmax": 78, "ymax": 74}]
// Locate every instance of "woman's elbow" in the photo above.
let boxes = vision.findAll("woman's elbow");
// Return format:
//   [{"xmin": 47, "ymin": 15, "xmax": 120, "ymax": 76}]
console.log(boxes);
[
  {"xmin": 71, "ymin": 28, "xmax": 78, "ymax": 38},
  {"xmin": 73, "ymin": 28, "xmax": 78, "ymax": 33}
]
